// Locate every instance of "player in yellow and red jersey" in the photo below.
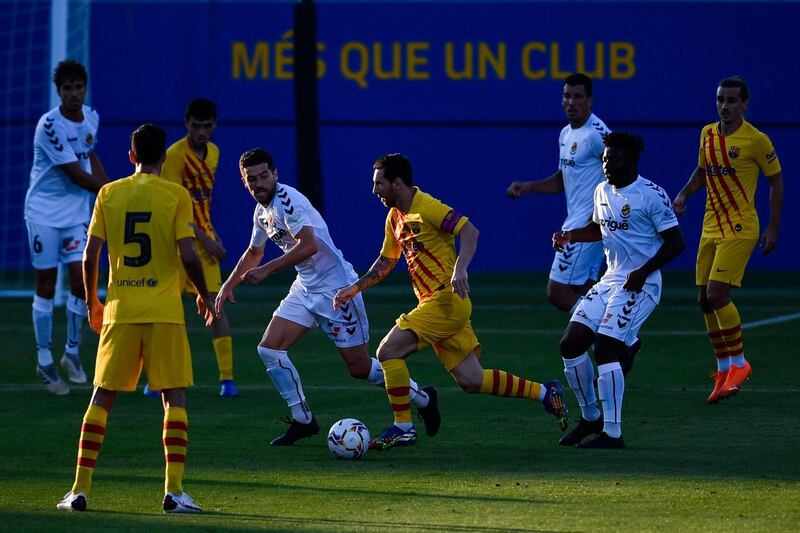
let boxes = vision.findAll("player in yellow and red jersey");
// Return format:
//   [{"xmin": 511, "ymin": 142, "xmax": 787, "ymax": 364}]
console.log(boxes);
[
  {"xmin": 57, "ymin": 123, "xmax": 214, "ymax": 513},
  {"xmin": 334, "ymin": 153, "xmax": 568, "ymax": 451},
  {"xmin": 673, "ymin": 76, "xmax": 784, "ymax": 403},
  {"xmin": 160, "ymin": 98, "xmax": 237, "ymax": 397}
]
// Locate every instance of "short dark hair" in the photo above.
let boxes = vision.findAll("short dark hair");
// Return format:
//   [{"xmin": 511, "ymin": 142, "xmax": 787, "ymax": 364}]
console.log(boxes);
[
  {"xmin": 374, "ymin": 153, "xmax": 413, "ymax": 187},
  {"xmin": 185, "ymin": 98, "xmax": 217, "ymax": 121},
  {"xmin": 53, "ymin": 59, "xmax": 87, "ymax": 90},
  {"xmin": 130, "ymin": 123, "xmax": 167, "ymax": 165},
  {"xmin": 603, "ymin": 131, "xmax": 645, "ymax": 161},
  {"xmin": 719, "ymin": 76, "xmax": 749, "ymax": 102},
  {"xmin": 239, "ymin": 147, "xmax": 276, "ymax": 172},
  {"xmin": 564, "ymin": 73, "xmax": 592, "ymax": 97}
]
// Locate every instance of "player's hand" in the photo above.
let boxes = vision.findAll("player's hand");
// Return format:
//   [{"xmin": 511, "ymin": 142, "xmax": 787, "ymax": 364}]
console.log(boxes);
[
  {"xmin": 552, "ymin": 230, "xmax": 570, "ymax": 252},
  {"xmin": 333, "ymin": 285, "xmax": 358, "ymax": 310},
  {"xmin": 623, "ymin": 269, "xmax": 647, "ymax": 292},
  {"xmin": 88, "ymin": 302, "xmax": 104, "ymax": 333},
  {"xmin": 506, "ymin": 181, "xmax": 526, "ymax": 199},
  {"xmin": 451, "ymin": 268, "xmax": 470, "ymax": 299},
  {"xmin": 200, "ymin": 235, "xmax": 226, "ymax": 262},
  {"xmin": 241, "ymin": 265, "xmax": 268, "ymax": 285},
  {"xmin": 198, "ymin": 295, "xmax": 215, "ymax": 327},
  {"xmin": 672, "ymin": 193, "xmax": 687, "ymax": 216},
  {"xmin": 215, "ymin": 284, "xmax": 236, "ymax": 318},
  {"xmin": 760, "ymin": 223, "xmax": 779, "ymax": 255}
]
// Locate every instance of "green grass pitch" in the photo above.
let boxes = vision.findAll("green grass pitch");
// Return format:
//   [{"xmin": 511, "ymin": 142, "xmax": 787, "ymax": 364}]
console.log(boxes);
[{"xmin": 1, "ymin": 271, "xmax": 798, "ymax": 531}]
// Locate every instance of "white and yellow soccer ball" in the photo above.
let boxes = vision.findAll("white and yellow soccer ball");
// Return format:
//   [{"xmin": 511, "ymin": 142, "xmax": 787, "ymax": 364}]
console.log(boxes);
[{"xmin": 327, "ymin": 418, "xmax": 370, "ymax": 460}]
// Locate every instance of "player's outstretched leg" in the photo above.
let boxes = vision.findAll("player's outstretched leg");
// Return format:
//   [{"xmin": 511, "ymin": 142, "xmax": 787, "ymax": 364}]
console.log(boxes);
[
  {"xmin": 477, "ymin": 368, "xmax": 569, "ymax": 431},
  {"xmin": 58, "ymin": 401, "xmax": 109, "ymax": 511}
]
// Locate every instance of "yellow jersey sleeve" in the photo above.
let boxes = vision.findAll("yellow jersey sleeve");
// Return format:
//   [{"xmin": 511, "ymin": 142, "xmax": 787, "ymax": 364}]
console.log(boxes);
[
  {"xmin": 380, "ymin": 209, "xmax": 402, "ymax": 259},
  {"xmin": 88, "ymin": 188, "xmax": 107, "ymax": 241},
  {"xmin": 420, "ymin": 194, "xmax": 468, "ymax": 236},
  {"xmin": 175, "ymin": 188, "xmax": 195, "ymax": 240},
  {"xmin": 161, "ymin": 142, "xmax": 185, "ymax": 186},
  {"xmin": 754, "ymin": 132, "xmax": 781, "ymax": 176}
]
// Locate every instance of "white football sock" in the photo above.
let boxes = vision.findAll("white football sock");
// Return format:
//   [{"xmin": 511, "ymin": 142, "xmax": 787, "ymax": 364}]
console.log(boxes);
[
  {"xmin": 597, "ymin": 362, "xmax": 624, "ymax": 438},
  {"xmin": 65, "ymin": 294, "xmax": 87, "ymax": 356},
  {"xmin": 563, "ymin": 352, "xmax": 600, "ymax": 421},
  {"xmin": 258, "ymin": 346, "xmax": 312, "ymax": 423},
  {"xmin": 730, "ymin": 354, "xmax": 746, "ymax": 368},
  {"xmin": 32, "ymin": 295, "xmax": 54, "ymax": 366}
]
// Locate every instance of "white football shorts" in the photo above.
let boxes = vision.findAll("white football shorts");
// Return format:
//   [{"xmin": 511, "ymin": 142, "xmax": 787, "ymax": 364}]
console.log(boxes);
[
  {"xmin": 549, "ymin": 240, "xmax": 604, "ymax": 286},
  {"xmin": 570, "ymin": 282, "xmax": 657, "ymax": 345},
  {"xmin": 273, "ymin": 281, "xmax": 369, "ymax": 348},
  {"xmin": 26, "ymin": 221, "xmax": 87, "ymax": 269}
]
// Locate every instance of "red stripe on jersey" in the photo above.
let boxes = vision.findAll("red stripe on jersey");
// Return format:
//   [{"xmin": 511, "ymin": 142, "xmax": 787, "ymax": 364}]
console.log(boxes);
[
  {"xmin": 183, "ymin": 156, "xmax": 214, "ymax": 233},
  {"xmin": 77, "ymin": 457, "xmax": 96, "ymax": 468},
  {"xmin": 79, "ymin": 440, "xmax": 101, "ymax": 451},
  {"xmin": 491, "ymin": 369, "xmax": 500, "ymax": 395},
  {"xmin": 163, "ymin": 437, "xmax": 188, "ymax": 447},
  {"xmin": 164, "ymin": 421, "xmax": 189, "ymax": 432},
  {"xmin": 705, "ymin": 133, "xmax": 736, "ymax": 235},
  {"xmin": 406, "ymin": 251, "xmax": 442, "ymax": 285},
  {"xmin": 165, "ymin": 453, "xmax": 186, "ymax": 463},
  {"xmin": 716, "ymin": 134, "xmax": 749, "ymax": 204},
  {"xmin": 708, "ymin": 132, "xmax": 742, "ymax": 214},
  {"xmin": 81, "ymin": 423, "xmax": 105, "ymax": 435},
  {"xmin": 409, "ymin": 270, "xmax": 433, "ymax": 297}
]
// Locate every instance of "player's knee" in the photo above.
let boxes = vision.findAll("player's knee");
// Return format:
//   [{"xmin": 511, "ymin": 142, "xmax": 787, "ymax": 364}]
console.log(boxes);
[
  {"xmin": 594, "ymin": 335, "xmax": 625, "ymax": 365},
  {"xmin": 559, "ymin": 333, "xmax": 582, "ymax": 359},
  {"xmin": 455, "ymin": 375, "xmax": 481, "ymax": 394},
  {"xmin": 345, "ymin": 357, "xmax": 371, "ymax": 380}
]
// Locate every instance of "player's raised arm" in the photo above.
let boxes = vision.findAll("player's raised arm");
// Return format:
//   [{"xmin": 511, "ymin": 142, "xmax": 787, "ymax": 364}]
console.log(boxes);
[
  {"xmin": 760, "ymin": 171, "xmax": 783, "ymax": 255},
  {"xmin": 452, "ymin": 221, "xmax": 478, "ymax": 298},
  {"xmin": 333, "ymin": 255, "xmax": 398, "ymax": 310},
  {"xmin": 673, "ymin": 166, "xmax": 706, "ymax": 216},
  {"xmin": 82, "ymin": 234, "xmax": 105, "ymax": 333}
]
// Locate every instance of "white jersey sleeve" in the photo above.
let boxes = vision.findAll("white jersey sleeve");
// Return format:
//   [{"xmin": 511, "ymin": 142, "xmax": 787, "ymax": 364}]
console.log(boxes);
[
  {"xmin": 642, "ymin": 181, "xmax": 679, "ymax": 233},
  {"xmin": 249, "ymin": 206, "xmax": 269, "ymax": 248}
]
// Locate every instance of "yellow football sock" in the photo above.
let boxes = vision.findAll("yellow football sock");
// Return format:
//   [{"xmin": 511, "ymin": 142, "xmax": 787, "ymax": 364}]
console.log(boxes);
[
  {"xmin": 715, "ymin": 302, "xmax": 744, "ymax": 360},
  {"xmin": 163, "ymin": 406, "xmax": 188, "ymax": 494},
  {"xmin": 213, "ymin": 336, "xmax": 234, "ymax": 381},
  {"xmin": 380, "ymin": 359, "xmax": 412, "ymax": 425},
  {"xmin": 72, "ymin": 404, "xmax": 108, "ymax": 496},
  {"xmin": 480, "ymin": 369, "xmax": 542, "ymax": 400}
]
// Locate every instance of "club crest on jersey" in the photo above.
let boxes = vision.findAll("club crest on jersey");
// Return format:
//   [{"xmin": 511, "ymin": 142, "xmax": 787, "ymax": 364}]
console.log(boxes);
[
  {"xmin": 570, "ymin": 142, "xmax": 578, "ymax": 155},
  {"xmin": 621, "ymin": 204, "xmax": 631, "ymax": 218},
  {"xmin": 85, "ymin": 133, "xmax": 94, "ymax": 146},
  {"xmin": 728, "ymin": 146, "xmax": 740, "ymax": 159},
  {"xmin": 409, "ymin": 222, "xmax": 421, "ymax": 234}
]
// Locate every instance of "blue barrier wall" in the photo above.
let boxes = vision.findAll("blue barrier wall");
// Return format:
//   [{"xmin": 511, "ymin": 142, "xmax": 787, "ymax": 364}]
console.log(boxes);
[{"xmin": 5, "ymin": 2, "xmax": 798, "ymax": 273}]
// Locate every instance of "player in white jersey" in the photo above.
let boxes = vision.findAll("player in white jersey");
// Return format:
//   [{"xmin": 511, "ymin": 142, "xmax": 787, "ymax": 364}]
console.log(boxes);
[
  {"xmin": 215, "ymin": 148, "xmax": 439, "ymax": 445},
  {"xmin": 506, "ymin": 73, "xmax": 608, "ymax": 313},
  {"xmin": 552, "ymin": 132, "xmax": 684, "ymax": 448},
  {"xmin": 24, "ymin": 60, "xmax": 109, "ymax": 395}
]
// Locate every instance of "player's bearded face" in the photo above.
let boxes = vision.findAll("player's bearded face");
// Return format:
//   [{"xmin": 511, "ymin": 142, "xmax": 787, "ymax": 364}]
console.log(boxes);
[
  {"xmin": 372, "ymin": 170, "xmax": 396, "ymax": 208},
  {"xmin": 243, "ymin": 163, "xmax": 278, "ymax": 205}
]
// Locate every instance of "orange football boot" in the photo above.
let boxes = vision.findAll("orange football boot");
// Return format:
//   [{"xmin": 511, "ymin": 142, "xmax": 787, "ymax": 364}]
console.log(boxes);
[
  {"xmin": 707, "ymin": 370, "xmax": 728, "ymax": 404},
  {"xmin": 718, "ymin": 361, "xmax": 752, "ymax": 399}
]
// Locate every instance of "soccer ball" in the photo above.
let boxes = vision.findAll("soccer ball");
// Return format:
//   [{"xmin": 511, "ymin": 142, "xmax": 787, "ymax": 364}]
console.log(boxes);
[{"xmin": 327, "ymin": 418, "xmax": 370, "ymax": 460}]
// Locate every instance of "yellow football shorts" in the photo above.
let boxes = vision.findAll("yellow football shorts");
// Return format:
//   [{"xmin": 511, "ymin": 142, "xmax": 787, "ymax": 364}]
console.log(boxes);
[
  {"xmin": 94, "ymin": 322, "xmax": 194, "ymax": 391},
  {"xmin": 181, "ymin": 242, "xmax": 222, "ymax": 294},
  {"xmin": 696, "ymin": 237, "xmax": 758, "ymax": 287},
  {"xmin": 396, "ymin": 289, "xmax": 482, "ymax": 371}
]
